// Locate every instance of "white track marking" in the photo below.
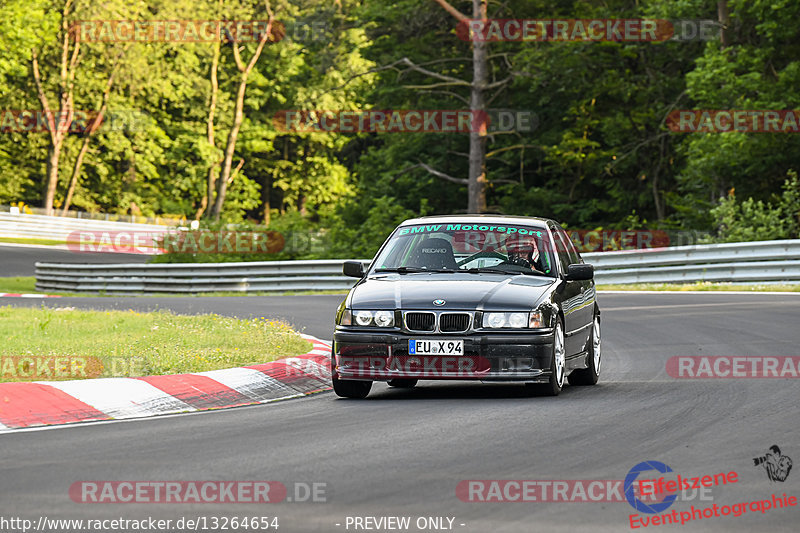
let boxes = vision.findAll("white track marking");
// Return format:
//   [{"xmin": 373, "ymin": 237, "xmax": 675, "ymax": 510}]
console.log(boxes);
[
  {"xmin": 195, "ymin": 367, "xmax": 298, "ymax": 402},
  {"xmin": 40, "ymin": 378, "xmax": 195, "ymax": 419}
]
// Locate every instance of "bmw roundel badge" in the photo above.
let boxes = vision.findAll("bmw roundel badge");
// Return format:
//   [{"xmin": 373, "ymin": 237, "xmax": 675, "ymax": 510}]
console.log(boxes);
[{"xmin": 433, "ymin": 299, "xmax": 445, "ymax": 306}]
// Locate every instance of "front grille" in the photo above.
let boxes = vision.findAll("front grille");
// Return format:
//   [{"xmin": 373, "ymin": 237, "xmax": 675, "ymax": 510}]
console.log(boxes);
[
  {"xmin": 439, "ymin": 313, "xmax": 471, "ymax": 332},
  {"xmin": 405, "ymin": 312, "xmax": 435, "ymax": 331}
]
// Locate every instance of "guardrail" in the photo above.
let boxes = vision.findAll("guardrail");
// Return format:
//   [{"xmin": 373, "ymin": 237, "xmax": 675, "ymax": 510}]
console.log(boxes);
[
  {"xmin": 586, "ymin": 240, "xmax": 800, "ymax": 284},
  {"xmin": 35, "ymin": 260, "xmax": 374, "ymax": 293},
  {"xmin": 0, "ymin": 204, "xmax": 184, "ymax": 226},
  {"xmin": 34, "ymin": 240, "xmax": 800, "ymax": 294},
  {"xmin": 0, "ymin": 212, "xmax": 172, "ymax": 244}
]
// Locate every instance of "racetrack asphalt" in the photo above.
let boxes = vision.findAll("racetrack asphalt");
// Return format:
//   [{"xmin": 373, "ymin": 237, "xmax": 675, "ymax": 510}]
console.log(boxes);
[
  {"xmin": 2, "ymin": 245, "xmax": 799, "ymax": 531},
  {"xmin": 1, "ymin": 290, "xmax": 798, "ymax": 532},
  {"xmin": 0, "ymin": 244, "xmax": 148, "ymax": 277}
]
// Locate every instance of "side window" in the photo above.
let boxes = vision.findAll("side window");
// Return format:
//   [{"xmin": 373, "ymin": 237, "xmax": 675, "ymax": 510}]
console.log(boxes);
[
  {"xmin": 550, "ymin": 226, "xmax": 581, "ymax": 274},
  {"xmin": 558, "ymin": 228, "xmax": 581, "ymax": 265},
  {"xmin": 550, "ymin": 228, "xmax": 572, "ymax": 273}
]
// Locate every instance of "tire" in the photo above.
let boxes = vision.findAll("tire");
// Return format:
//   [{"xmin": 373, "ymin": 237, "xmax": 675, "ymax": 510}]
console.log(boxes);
[
  {"xmin": 527, "ymin": 319, "xmax": 565, "ymax": 396},
  {"xmin": 332, "ymin": 377, "xmax": 372, "ymax": 398},
  {"xmin": 331, "ymin": 353, "xmax": 372, "ymax": 398},
  {"xmin": 387, "ymin": 379, "xmax": 418, "ymax": 388},
  {"xmin": 568, "ymin": 313, "xmax": 601, "ymax": 386}
]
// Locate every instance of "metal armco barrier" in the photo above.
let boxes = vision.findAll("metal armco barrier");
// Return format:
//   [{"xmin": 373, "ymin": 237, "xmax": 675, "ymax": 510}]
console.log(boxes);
[
  {"xmin": 34, "ymin": 240, "xmax": 800, "ymax": 294},
  {"xmin": 0, "ymin": 212, "xmax": 172, "ymax": 243},
  {"xmin": 585, "ymin": 240, "xmax": 800, "ymax": 284},
  {"xmin": 34, "ymin": 260, "xmax": 374, "ymax": 294}
]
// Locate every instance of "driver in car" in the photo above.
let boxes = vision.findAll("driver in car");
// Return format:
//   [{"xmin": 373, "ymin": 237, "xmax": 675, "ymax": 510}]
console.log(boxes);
[{"xmin": 505, "ymin": 232, "xmax": 545, "ymax": 272}]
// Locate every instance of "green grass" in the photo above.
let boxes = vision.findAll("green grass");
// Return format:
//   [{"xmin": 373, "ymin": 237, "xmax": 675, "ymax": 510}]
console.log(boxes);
[
  {"xmin": 0, "ymin": 306, "xmax": 312, "ymax": 382},
  {"xmin": 120, "ymin": 290, "xmax": 349, "ymax": 297},
  {"xmin": 0, "ymin": 277, "xmax": 37, "ymax": 294},
  {"xmin": 597, "ymin": 282, "xmax": 800, "ymax": 292},
  {"xmin": 0, "ymin": 277, "xmax": 348, "ymax": 297},
  {"xmin": 182, "ymin": 289, "xmax": 349, "ymax": 297},
  {"xmin": 0, "ymin": 237, "xmax": 65, "ymax": 246}
]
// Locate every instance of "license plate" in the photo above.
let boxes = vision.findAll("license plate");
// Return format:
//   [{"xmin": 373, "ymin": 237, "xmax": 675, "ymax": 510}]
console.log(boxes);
[{"xmin": 409, "ymin": 339, "xmax": 464, "ymax": 356}]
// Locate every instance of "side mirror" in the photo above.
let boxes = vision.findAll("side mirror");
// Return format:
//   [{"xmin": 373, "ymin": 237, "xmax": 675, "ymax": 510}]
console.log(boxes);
[
  {"xmin": 565, "ymin": 263, "xmax": 594, "ymax": 281},
  {"xmin": 343, "ymin": 260, "xmax": 365, "ymax": 278}
]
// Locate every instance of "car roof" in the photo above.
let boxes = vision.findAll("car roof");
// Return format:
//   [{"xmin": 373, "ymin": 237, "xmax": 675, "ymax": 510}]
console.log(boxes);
[{"xmin": 398, "ymin": 214, "xmax": 554, "ymax": 228}]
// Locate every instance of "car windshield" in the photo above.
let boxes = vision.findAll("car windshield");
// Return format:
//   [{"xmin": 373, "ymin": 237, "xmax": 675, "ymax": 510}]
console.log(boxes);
[{"xmin": 371, "ymin": 222, "xmax": 558, "ymax": 277}]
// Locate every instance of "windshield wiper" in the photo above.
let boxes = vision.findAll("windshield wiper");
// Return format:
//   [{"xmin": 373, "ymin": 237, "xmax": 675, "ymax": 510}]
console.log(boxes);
[
  {"xmin": 465, "ymin": 267, "xmax": 554, "ymax": 277},
  {"xmin": 373, "ymin": 267, "xmax": 457, "ymax": 274}
]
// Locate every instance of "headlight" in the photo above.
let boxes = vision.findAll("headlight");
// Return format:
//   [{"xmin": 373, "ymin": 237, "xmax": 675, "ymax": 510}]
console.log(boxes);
[
  {"xmin": 374, "ymin": 310, "xmax": 394, "ymax": 327},
  {"xmin": 508, "ymin": 312, "xmax": 527, "ymax": 328},
  {"xmin": 483, "ymin": 311, "xmax": 546, "ymax": 329},
  {"xmin": 346, "ymin": 309, "xmax": 395, "ymax": 327},
  {"xmin": 486, "ymin": 312, "xmax": 506, "ymax": 328},
  {"xmin": 354, "ymin": 310, "xmax": 374, "ymax": 326}
]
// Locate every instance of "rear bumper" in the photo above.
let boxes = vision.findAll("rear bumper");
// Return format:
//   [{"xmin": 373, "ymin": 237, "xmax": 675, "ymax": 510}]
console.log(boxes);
[{"xmin": 333, "ymin": 329, "xmax": 554, "ymax": 382}]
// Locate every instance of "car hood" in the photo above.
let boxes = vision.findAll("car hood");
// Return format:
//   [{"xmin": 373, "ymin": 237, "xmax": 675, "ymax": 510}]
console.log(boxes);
[{"xmin": 348, "ymin": 272, "xmax": 556, "ymax": 311}]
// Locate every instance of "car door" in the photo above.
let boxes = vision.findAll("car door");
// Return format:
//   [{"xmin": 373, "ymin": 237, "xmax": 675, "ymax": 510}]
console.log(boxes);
[
  {"xmin": 550, "ymin": 226, "xmax": 585, "ymax": 361},
  {"xmin": 555, "ymin": 226, "xmax": 595, "ymax": 359}
]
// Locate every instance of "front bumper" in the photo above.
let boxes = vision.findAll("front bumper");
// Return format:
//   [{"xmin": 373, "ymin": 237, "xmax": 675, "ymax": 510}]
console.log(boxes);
[{"xmin": 333, "ymin": 329, "xmax": 555, "ymax": 382}]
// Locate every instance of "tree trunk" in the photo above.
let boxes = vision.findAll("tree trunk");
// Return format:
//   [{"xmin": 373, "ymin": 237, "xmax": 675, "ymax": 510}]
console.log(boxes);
[
  {"xmin": 651, "ymin": 136, "xmax": 666, "ymax": 221},
  {"xmin": 62, "ymin": 54, "xmax": 122, "ymax": 215},
  {"xmin": 212, "ymin": 78, "xmax": 248, "ymax": 220},
  {"xmin": 717, "ymin": 1, "xmax": 730, "ymax": 48},
  {"xmin": 200, "ymin": 38, "xmax": 221, "ymax": 220},
  {"xmin": 262, "ymin": 174, "xmax": 271, "ymax": 226},
  {"xmin": 210, "ymin": 3, "xmax": 274, "ymax": 221},
  {"xmin": 60, "ymin": 136, "xmax": 88, "ymax": 214},
  {"xmin": 33, "ymin": 0, "xmax": 78, "ymax": 215},
  {"xmin": 44, "ymin": 144, "xmax": 62, "ymax": 214},
  {"xmin": 433, "ymin": 0, "xmax": 488, "ymax": 213},
  {"xmin": 467, "ymin": 1, "xmax": 488, "ymax": 213}
]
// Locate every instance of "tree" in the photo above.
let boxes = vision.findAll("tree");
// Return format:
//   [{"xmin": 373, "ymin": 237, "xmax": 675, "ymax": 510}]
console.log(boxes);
[
  {"xmin": 31, "ymin": 0, "xmax": 79, "ymax": 215},
  {"xmin": 671, "ymin": 0, "xmax": 800, "ymax": 228},
  {"xmin": 431, "ymin": 0, "xmax": 489, "ymax": 213},
  {"xmin": 60, "ymin": 50, "xmax": 125, "ymax": 214},
  {"xmin": 209, "ymin": 0, "xmax": 278, "ymax": 221}
]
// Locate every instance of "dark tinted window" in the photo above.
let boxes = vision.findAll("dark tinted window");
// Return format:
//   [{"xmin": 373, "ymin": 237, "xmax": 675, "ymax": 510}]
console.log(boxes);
[
  {"xmin": 372, "ymin": 222, "xmax": 558, "ymax": 277},
  {"xmin": 557, "ymin": 226, "xmax": 581, "ymax": 265}
]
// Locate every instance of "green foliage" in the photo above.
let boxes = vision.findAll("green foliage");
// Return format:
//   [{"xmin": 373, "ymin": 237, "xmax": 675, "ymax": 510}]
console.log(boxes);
[
  {"xmin": 711, "ymin": 171, "xmax": 800, "ymax": 242},
  {"xmin": 1, "ymin": 0, "xmax": 798, "ymax": 258},
  {"xmin": 672, "ymin": 0, "xmax": 800, "ymax": 228},
  {"xmin": 328, "ymin": 196, "xmax": 427, "ymax": 259},
  {"xmin": 149, "ymin": 211, "xmax": 333, "ymax": 263}
]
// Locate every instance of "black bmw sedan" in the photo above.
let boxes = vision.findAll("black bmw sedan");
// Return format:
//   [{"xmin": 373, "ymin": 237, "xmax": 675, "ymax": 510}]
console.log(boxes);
[{"xmin": 332, "ymin": 215, "xmax": 600, "ymax": 398}]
